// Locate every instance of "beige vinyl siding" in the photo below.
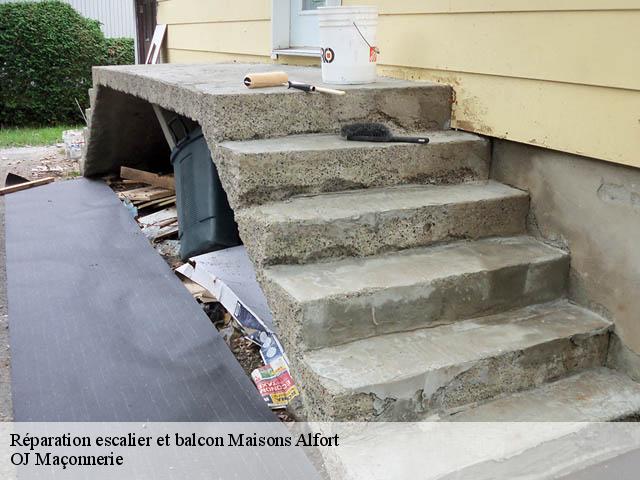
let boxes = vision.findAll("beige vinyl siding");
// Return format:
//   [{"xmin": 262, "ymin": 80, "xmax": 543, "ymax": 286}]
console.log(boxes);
[{"xmin": 157, "ymin": 0, "xmax": 640, "ymax": 168}]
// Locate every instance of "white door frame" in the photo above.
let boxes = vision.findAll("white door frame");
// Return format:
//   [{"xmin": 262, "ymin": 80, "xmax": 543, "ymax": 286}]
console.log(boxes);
[{"xmin": 271, "ymin": 0, "xmax": 341, "ymax": 58}]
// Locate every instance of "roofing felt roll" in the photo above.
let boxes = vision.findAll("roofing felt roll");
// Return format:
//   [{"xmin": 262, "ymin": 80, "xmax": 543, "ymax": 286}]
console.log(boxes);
[{"xmin": 4, "ymin": 178, "xmax": 274, "ymax": 422}]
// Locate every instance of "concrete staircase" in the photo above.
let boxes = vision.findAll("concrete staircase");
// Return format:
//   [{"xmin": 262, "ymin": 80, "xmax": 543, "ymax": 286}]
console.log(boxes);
[
  {"xmin": 83, "ymin": 64, "xmax": 640, "ymax": 424},
  {"xmin": 210, "ymin": 74, "xmax": 640, "ymax": 423}
]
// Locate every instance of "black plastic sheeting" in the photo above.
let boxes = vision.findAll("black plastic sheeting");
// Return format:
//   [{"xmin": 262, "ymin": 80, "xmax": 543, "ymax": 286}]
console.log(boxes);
[{"xmin": 5, "ymin": 179, "xmax": 276, "ymax": 422}]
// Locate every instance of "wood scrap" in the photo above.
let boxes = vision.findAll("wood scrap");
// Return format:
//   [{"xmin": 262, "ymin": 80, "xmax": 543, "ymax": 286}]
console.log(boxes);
[
  {"xmin": 120, "ymin": 166, "xmax": 175, "ymax": 191},
  {"xmin": 152, "ymin": 224, "xmax": 179, "ymax": 242},
  {"xmin": 137, "ymin": 195, "xmax": 176, "ymax": 210},
  {"xmin": 117, "ymin": 186, "xmax": 174, "ymax": 202},
  {"xmin": 156, "ymin": 196, "xmax": 177, "ymax": 207},
  {"xmin": 138, "ymin": 207, "xmax": 177, "ymax": 227},
  {"xmin": 156, "ymin": 217, "xmax": 179, "ymax": 228},
  {"xmin": 0, "ymin": 177, "xmax": 55, "ymax": 196}
]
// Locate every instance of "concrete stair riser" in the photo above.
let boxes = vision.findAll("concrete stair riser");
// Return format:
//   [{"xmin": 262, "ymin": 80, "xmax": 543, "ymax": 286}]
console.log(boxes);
[
  {"xmin": 301, "ymin": 333, "xmax": 610, "ymax": 422},
  {"xmin": 297, "ymin": 303, "xmax": 612, "ymax": 421},
  {"xmin": 264, "ymin": 237, "xmax": 570, "ymax": 352},
  {"xmin": 215, "ymin": 132, "xmax": 489, "ymax": 208},
  {"xmin": 238, "ymin": 182, "xmax": 529, "ymax": 266},
  {"xmin": 445, "ymin": 368, "xmax": 640, "ymax": 422}
]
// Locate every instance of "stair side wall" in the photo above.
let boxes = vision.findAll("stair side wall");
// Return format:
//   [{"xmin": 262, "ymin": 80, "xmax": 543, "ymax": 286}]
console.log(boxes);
[{"xmin": 492, "ymin": 139, "xmax": 640, "ymax": 361}]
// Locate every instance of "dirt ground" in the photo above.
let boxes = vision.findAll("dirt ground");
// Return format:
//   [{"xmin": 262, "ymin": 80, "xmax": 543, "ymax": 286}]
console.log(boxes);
[{"xmin": 0, "ymin": 145, "xmax": 80, "ymax": 182}]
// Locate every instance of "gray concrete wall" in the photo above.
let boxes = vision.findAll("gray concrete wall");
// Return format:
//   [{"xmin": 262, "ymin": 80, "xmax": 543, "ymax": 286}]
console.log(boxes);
[{"xmin": 491, "ymin": 140, "xmax": 640, "ymax": 358}]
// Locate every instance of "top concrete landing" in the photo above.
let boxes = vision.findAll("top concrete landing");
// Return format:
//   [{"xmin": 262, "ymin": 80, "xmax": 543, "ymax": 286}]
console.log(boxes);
[
  {"xmin": 84, "ymin": 63, "xmax": 453, "ymax": 175},
  {"xmin": 93, "ymin": 63, "xmax": 443, "ymax": 97}
]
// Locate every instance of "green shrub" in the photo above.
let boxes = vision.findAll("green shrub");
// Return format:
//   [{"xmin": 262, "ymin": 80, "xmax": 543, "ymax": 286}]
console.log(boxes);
[
  {"xmin": 0, "ymin": 1, "xmax": 133, "ymax": 127},
  {"xmin": 104, "ymin": 37, "xmax": 135, "ymax": 66}
]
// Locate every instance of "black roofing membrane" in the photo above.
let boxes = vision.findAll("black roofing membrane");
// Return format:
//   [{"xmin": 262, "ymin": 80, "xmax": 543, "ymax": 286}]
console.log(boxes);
[{"xmin": 5, "ymin": 178, "xmax": 275, "ymax": 422}]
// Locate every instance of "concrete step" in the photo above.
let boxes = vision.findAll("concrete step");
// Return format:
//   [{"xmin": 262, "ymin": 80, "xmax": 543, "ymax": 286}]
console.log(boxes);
[
  {"xmin": 446, "ymin": 368, "xmax": 640, "ymax": 422},
  {"xmin": 91, "ymin": 64, "xmax": 452, "ymax": 143},
  {"xmin": 297, "ymin": 301, "xmax": 611, "ymax": 421},
  {"xmin": 263, "ymin": 236, "xmax": 569, "ymax": 352},
  {"xmin": 239, "ymin": 181, "xmax": 529, "ymax": 266},
  {"xmin": 215, "ymin": 130, "xmax": 489, "ymax": 208},
  {"xmin": 435, "ymin": 423, "xmax": 640, "ymax": 480},
  {"xmin": 324, "ymin": 373, "xmax": 640, "ymax": 480}
]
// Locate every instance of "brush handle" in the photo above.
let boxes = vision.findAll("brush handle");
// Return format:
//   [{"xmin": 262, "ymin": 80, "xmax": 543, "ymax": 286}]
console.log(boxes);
[{"xmin": 389, "ymin": 136, "xmax": 430, "ymax": 144}]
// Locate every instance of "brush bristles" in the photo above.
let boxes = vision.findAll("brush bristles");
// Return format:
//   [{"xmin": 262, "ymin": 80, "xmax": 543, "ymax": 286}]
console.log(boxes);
[{"xmin": 340, "ymin": 123, "xmax": 391, "ymax": 139}]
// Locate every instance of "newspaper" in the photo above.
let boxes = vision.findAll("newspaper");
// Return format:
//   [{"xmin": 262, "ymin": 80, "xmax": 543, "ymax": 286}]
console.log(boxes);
[
  {"xmin": 176, "ymin": 248, "xmax": 300, "ymax": 409},
  {"xmin": 251, "ymin": 357, "xmax": 299, "ymax": 409}
]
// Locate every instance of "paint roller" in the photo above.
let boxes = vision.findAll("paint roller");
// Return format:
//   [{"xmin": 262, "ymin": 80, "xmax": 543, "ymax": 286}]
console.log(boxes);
[{"xmin": 243, "ymin": 71, "xmax": 346, "ymax": 95}]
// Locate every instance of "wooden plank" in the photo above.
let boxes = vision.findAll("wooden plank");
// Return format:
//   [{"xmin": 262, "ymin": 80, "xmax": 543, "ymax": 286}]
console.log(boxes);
[
  {"xmin": 145, "ymin": 24, "xmax": 168, "ymax": 64},
  {"xmin": 0, "ymin": 177, "xmax": 55, "ymax": 196},
  {"xmin": 132, "ymin": 189, "xmax": 174, "ymax": 202},
  {"xmin": 152, "ymin": 225, "xmax": 179, "ymax": 242},
  {"xmin": 118, "ymin": 187, "xmax": 174, "ymax": 203},
  {"xmin": 137, "ymin": 195, "xmax": 176, "ymax": 210},
  {"xmin": 120, "ymin": 167, "xmax": 175, "ymax": 191},
  {"xmin": 156, "ymin": 196, "xmax": 177, "ymax": 207},
  {"xmin": 152, "ymin": 104, "xmax": 177, "ymax": 149},
  {"xmin": 138, "ymin": 207, "xmax": 178, "ymax": 227}
]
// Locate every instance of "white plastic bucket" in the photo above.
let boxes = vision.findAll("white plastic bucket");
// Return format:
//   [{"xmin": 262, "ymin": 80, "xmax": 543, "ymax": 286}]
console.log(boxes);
[{"xmin": 318, "ymin": 6, "xmax": 378, "ymax": 85}]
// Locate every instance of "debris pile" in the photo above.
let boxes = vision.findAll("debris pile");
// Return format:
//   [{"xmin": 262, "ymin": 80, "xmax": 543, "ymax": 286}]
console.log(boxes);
[
  {"xmin": 30, "ymin": 150, "xmax": 77, "ymax": 178},
  {"xmin": 109, "ymin": 166, "xmax": 299, "ymax": 418},
  {"xmin": 176, "ymin": 254, "xmax": 300, "ymax": 412},
  {"xmin": 107, "ymin": 166, "xmax": 180, "ymax": 263}
]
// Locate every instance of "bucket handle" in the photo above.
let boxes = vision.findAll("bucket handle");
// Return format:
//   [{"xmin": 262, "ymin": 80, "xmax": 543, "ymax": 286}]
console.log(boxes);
[{"xmin": 353, "ymin": 22, "xmax": 380, "ymax": 54}]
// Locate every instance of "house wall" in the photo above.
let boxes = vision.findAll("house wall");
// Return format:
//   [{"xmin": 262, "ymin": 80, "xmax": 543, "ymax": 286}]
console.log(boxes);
[
  {"xmin": 157, "ymin": 0, "xmax": 272, "ymax": 61},
  {"xmin": 156, "ymin": 1, "xmax": 640, "ymax": 354},
  {"xmin": 0, "ymin": 0, "xmax": 137, "ymax": 38},
  {"xmin": 157, "ymin": 0, "xmax": 640, "ymax": 169},
  {"xmin": 492, "ymin": 140, "xmax": 640, "ymax": 357}
]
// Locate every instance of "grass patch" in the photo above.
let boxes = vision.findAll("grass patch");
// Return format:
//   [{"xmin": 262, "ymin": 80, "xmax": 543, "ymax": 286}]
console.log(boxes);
[{"xmin": 0, "ymin": 125, "xmax": 82, "ymax": 148}]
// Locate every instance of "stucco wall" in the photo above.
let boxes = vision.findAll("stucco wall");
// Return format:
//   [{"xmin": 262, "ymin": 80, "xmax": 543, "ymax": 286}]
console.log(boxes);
[{"xmin": 492, "ymin": 140, "xmax": 640, "ymax": 356}]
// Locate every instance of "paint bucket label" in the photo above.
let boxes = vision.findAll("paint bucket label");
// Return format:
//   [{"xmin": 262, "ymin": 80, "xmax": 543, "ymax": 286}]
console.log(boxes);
[{"xmin": 369, "ymin": 46, "xmax": 378, "ymax": 63}]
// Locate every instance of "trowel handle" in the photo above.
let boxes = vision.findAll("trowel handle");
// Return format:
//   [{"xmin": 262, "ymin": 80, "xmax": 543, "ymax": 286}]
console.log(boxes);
[{"xmin": 389, "ymin": 136, "xmax": 430, "ymax": 144}]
